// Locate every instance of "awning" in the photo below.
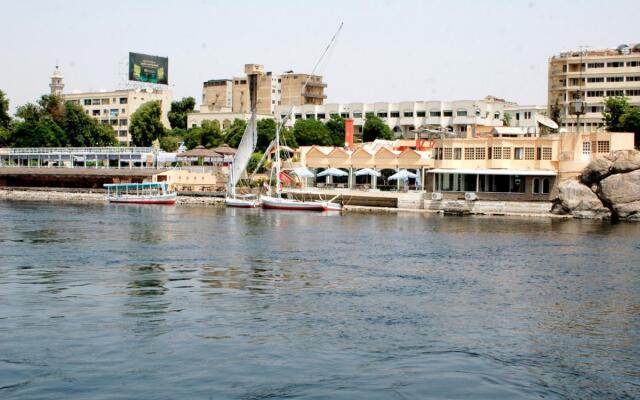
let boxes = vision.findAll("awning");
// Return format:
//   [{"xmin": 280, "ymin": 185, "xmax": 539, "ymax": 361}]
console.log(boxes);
[{"xmin": 429, "ymin": 168, "xmax": 557, "ymax": 176}]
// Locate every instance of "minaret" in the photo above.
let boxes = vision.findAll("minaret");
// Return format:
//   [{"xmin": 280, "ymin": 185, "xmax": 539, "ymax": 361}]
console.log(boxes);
[{"xmin": 49, "ymin": 65, "xmax": 64, "ymax": 96}]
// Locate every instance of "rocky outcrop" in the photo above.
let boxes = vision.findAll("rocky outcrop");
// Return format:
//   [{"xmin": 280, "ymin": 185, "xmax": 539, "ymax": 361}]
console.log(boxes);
[
  {"xmin": 598, "ymin": 169, "xmax": 640, "ymax": 221},
  {"xmin": 551, "ymin": 179, "xmax": 611, "ymax": 219},
  {"xmin": 555, "ymin": 150, "xmax": 640, "ymax": 221}
]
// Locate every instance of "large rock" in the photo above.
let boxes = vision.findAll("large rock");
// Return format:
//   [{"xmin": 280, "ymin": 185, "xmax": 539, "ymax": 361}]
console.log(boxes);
[
  {"xmin": 599, "ymin": 169, "xmax": 640, "ymax": 220},
  {"xmin": 551, "ymin": 179, "xmax": 611, "ymax": 219},
  {"xmin": 581, "ymin": 157, "xmax": 612, "ymax": 185},
  {"xmin": 609, "ymin": 150, "xmax": 640, "ymax": 175}
]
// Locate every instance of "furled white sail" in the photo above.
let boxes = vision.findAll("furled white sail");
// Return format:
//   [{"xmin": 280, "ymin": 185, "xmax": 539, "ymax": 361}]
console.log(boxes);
[{"xmin": 229, "ymin": 112, "xmax": 257, "ymax": 193}]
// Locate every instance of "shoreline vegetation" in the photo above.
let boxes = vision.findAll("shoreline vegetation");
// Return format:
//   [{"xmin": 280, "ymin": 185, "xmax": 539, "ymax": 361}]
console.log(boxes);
[{"xmin": 0, "ymin": 188, "xmax": 575, "ymax": 219}]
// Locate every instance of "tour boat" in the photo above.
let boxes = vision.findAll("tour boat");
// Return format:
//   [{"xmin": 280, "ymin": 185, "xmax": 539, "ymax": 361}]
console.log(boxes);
[{"xmin": 104, "ymin": 182, "xmax": 177, "ymax": 205}]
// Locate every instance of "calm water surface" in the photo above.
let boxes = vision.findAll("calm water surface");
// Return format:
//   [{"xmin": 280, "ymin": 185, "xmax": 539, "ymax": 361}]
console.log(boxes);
[{"xmin": 0, "ymin": 201, "xmax": 639, "ymax": 399}]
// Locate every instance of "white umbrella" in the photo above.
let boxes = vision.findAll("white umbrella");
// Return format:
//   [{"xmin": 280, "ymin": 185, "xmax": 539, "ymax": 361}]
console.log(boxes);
[
  {"xmin": 354, "ymin": 168, "xmax": 381, "ymax": 177},
  {"xmin": 388, "ymin": 169, "xmax": 418, "ymax": 181},
  {"xmin": 317, "ymin": 167, "xmax": 348, "ymax": 177},
  {"xmin": 290, "ymin": 167, "xmax": 315, "ymax": 178}
]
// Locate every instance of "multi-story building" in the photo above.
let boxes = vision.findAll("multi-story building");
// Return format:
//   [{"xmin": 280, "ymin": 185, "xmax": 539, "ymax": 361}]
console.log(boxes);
[
  {"xmin": 548, "ymin": 43, "xmax": 640, "ymax": 132},
  {"xmin": 197, "ymin": 64, "xmax": 326, "ymax": 119},
  {"xmin": 53, "ymin": 66, "xmax": 172, "ymax": 146},
  {"xmin": 276, "ymin": 96, "xmax": 522, "ymax": 138}
]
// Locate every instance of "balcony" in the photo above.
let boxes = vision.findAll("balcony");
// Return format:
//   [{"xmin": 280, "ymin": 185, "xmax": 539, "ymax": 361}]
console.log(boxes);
[
  {"xmin": 306, "ymin": 81, "xmax": 327, "ymax": 88},
  {"xmin": 303, "ymin": 93, "xmax": 327, "ymax": 99}
]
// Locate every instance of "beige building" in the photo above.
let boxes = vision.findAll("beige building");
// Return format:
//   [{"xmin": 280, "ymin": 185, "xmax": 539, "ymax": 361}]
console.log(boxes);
[
  {"xmin": 54, "ymin": 66, "xmax": 172, "ymax": 146},
  {"xmin": 548, "ymin": 43, "xmax": 640, "ymax": 131},
  {"xmin": 279, "ymin": 73, "xmax": 326, "ymax": 106}
]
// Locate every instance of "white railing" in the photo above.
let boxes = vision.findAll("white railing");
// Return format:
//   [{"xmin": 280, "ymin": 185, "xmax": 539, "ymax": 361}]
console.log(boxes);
[{"xmin": 2, "ymin": 147, "xmax": 154, "ymax": 155}]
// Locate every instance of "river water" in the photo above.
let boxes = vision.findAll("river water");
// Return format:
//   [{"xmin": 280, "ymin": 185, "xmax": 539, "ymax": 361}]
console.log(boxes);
[{"xmin": 0, "ymin": 201, "xmax": 639, "ymax": 399}]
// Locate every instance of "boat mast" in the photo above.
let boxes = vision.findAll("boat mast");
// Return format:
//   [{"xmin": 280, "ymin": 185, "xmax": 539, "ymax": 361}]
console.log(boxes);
[{"xmin": 275, "ymin": 121, "xmax": 281, "ymax": 197}]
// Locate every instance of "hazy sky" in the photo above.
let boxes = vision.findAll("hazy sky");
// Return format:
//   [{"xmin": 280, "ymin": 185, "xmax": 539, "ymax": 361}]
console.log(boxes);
[{"xmin": 1, "ymin": 0, "xmax": 639, "ymax": 112}]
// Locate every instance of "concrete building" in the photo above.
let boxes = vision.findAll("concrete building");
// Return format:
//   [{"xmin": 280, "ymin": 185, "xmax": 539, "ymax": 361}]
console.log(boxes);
[
  {"xmin": 279, "ymin": 73, "xmax": 327, "ymax": 106},
  {"xmin": 276, "ymin": 96, "xmax": 521, "ymax": 138},
  {"xmin": 548, "ymin": 43, "xmax": 640, "ymax": 131},
  {"xmin": 54, "ymin": 66, "xmax": 172, "ymax": 146}
]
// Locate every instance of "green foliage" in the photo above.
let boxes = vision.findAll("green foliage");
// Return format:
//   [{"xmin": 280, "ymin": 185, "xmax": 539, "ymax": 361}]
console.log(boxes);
[
  {"xmin": 620, "ymin": 107, "xmax": 640, "ymax": 148},
  {"xmin": 224, "ymin": 118, "xmax": 247, "ymax": 148},
  {"xmin": 0, "ymin": 90, "xmax": 11, "ymax": 129},
  {"xmin": 10, "ymin": 119, "xmax": 67, "ymax": 147},
  {"xmin": 293, "ymin": 118, "xmax": 331, "ymax": 146},
  {"xmin": 167, "ymin": 97, "xmax": 195, "ymax": 129},
  {"xmin": 159, "ymin": 135, "xmax": 180, "ymax": 152},
  {"xmin": 0, "ymin": 127, "xmax": 10, "ymax": 146},
  {"xmin": 129, "ymin": 101, "xmax": 166, "ymax": 146},
  {"xmin": 603, "ymin": 96, "xmax": 631, "ymax": 132},
  {"xmin": 247, "ymin": 152, "xmax": 265, "ymax": 173},
  {"xmin": 200, "ymin": 120, "xmax": 224, "ymax": 148},
  {"xmin": 63, "ymin": 101, "xmax": 117, "ymax": 146},
  {"xmin": 325, "ymin": 115, "xmax": 346, "ymax": 146},
  {"xmin": 502, "ymin": 112, "xmax": 511, "ymax": 127},
  {"xmin": 257, "ymin": 118, "xmax": 277, "ymax": 151},
  {"xmin": 362, "ymin": 114, "xmax": 393, "ymax": 142}
]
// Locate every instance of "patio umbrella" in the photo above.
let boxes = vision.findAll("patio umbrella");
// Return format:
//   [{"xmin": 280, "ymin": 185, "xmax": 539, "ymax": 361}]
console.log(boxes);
[
  {"xmin": 290, "ymin": 167, "xmax": 315, "ymax": 178},
  {"xmin": 354, "ymin": 168, "xmax": 381, "ymax": 177},
  {"xmin": 388, "ymin": 169, "xmax": 418, "ymax": 181},
  {"xmin": 317, "ymin": 167, "xmax": 348, "ymax": 177}
]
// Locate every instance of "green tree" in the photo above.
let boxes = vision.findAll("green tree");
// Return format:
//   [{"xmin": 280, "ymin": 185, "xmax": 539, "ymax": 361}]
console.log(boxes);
[
  {"xmin": 224, "ymin": 118, "xmax": 247, "ymax": 147},
  {"xmin": 200, "ymin": 120, "xmax": 224, "ymax": 148},
  {"xmin": 129, "ymin": 101, "xmax": 166, "ymax": 146},
  {"xmin": 603, "ymin": 96, "xmax": 630, "ymax": 132},
  {"xmin": 362, "ymin": 114, "xmax": 393, "ymax": 142},
  {"xmin": 325, "ymin": 115, "xmax": 346, "ymax": 146},
  {"xmin": 620, "ymin": 107, "xmax": 640, "ymax": 148},
  {"xmin": 63, "ymin": 101, "xmax": 117, "ymax": 146},
  {"xmin": 10, "ymin": 119, "xmax": 67, "ymax": 147},
  {"xmin": 167, "ymin": 97, "xmax": 195, "ymax": 129},
  {"xmin": 502, "ymin": 112, "xmax": 511, "ymax": 127},
  {"xmin": 159, "ymin": 135, "xmax": 180, "ymax": 152},
  {"xmin": 293, "ymin": 118, "xmax": 331, "ymax": 146},
  {"xmin": 247, "ymin": 151, "xmax": 265, "ymax": 173},
  {"xmin": 257, "ymin": 118, "xmax": 277, "ymax": 151},
  {"xmin": 0, "ymin": 90, "xmax": 11, "ymax": 129},
  {"xmin": 182, "ymin": 128, "xmax": 201, "ymax": 150}
]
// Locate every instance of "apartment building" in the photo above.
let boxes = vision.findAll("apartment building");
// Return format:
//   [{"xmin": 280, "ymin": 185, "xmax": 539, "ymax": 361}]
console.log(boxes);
[
  {"xmin": 548, "ymin": 43, "xmax": 640, "ymax": 131},
  {"xmin": 276, "ymin": 96, "xmax": 523, "ymax": 138},
  {"xmin": 279, "ymin": 73, "xmax": 327, "ymax": 106}
]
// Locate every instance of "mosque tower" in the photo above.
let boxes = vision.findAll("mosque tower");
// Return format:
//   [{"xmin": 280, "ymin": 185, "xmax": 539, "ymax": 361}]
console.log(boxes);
[{"xmin": 49, "ymin": 65, "xmax": 64, "ymax": 96}]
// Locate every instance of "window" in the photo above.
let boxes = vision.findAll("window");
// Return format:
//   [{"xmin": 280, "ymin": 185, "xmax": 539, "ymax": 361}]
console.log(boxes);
[
  {"xmin": 502, "ymin": 147, "xmax": 511, "ymax": 160},
  {"xmin": 83, "ymin": 99, "xmax": 91, "ymax": 106},
  {"xmin": 606, "ymin": 76, "xmax": 624, "ymax": 82},
  {"xmin": 525, "ymin": 147, "xmax": 535, "ymax": 160},
  {"xmin": 340, "ymin": 113, "xmax": 349, "ymax": 118},
  {"xmin": 317, "ymin": 113, "xmax": 326, "ymax": 119},
  {"xmin": 416, "ymin": 111, "xmax": 426, "ymax": 117},
  {"xmin": 365, "ymin": 112, "xmax": 374, "ymax": 117},
  {"xmin": 606, "ymin": 90, "xmax": 624, "ymax": 96},
  {"xmin": 305, "ymin": 114, "xmax": 315, "ymax": 120},
  {"xmin": 92, "ymin": 109, "xmax": 100, "ymax": 116},
  {"xmin": 460, "ymin": 126, "xmax": 467, "ymax": 133},
  {"xmin": 607, "ymin": 61, "xmax": 624, "ymax": 68},
  {"xmin": 626, "ymin": 89, "xmax": 640, "ymax": 96},
  {"xmin": 515, "ymin": 112, "xmax": 520, "ymax": 121},
  {"xmin": 628, "ymin": 61, "xmax": 640, "ymax": 67},
  {"xmin": 377, "ymin": 112, "xmax": 388, "ymax": 118},
  {"xmin": 533, "ymin": 178, "xmax": 540, "ymax": 194},
  {"xmin": 101, "ymin": 98, "xmax": 110, "ymax": 105},
  {"xmin": 587, "ymin": 90, "xmax": 605, "ymax": 97},
  {"xmin": 453, "ymin": 148, "xmax": 462, "ymax": 160},
  {"xmin": 514, "ymin": 147, "xmax": 524, "ymax": 160},
  {"xmin": 587, "ymin": 62, "xmax": 605, "ymax": 68},
  {"xmin": 118, "ymin": 130, "xmax": 128, "ymax": 137},
  {"xmin": 100, "ymin": 120, "xmax": 109, "ymax": 125},
  {"xmin": 464, "ymin": 148, "xmax": 474, "ymax": 160},
  {"xmin": 353, "ymin": 112, "xmax": 362, "ymax": 118},
  {"xmin": 475, "ymin": 147, "xmax": 486, "ymax": 160},
  {"xmin": 443, "ymin": 110, "xmax": 453, "ymax": 117},
  {"xmin": 494, "ymin": 112, "xmax": 500, "ymax": 119},
  {"xmin": 587, "ymin": 77, "xmax": 604, "ymax": 83},
  {"xmin": 294, "ymin": 114, "xmax": 302, "ymax": 119},
  {"xmin": 532, "ymin": 177, "xmax": 550, "ymax": 194},
  {"xmin": 536, "ymin": 147, "xmax": 542, "ymax": 160},
  {"xmin": 627, "ymin": 76, "xmax": 640, "ymax": 82},
  {"xmin": 119, "ymin": 119, "xmax": 127, "ymax": 126},
  {"xmin": 456, "ymin": 110, "xmax": 467, "ymax": 117},
  {"xmin": 329, "ymin": 113, "xmax": 339, "ymax": 118},
  {"xmin": 590, "ymin": 106, "xmax": 604, "ymax": 113},
  {"xmin": 597, "ymin": 141, "xmax": 610, "ymax": 153},
  {"xmin": 492, "ymin": 147, "xmax": 502, "ymax": 160},
  {"xmin": 443, "ymin": 148, "xmax": 452, "ymax": 160},
  {"xmin": 389, "ymin": 111, "xmax": 400, "ymax": 118},
  {"xmin": 119, "ymin": 97, "xmax": 128, "ymax": 104},
  {"xmin": 542, "ymin": 147, "xmax": 552, "ymax": 160},
  {"xmin": 403, "ymin": 111, "xmax": 414, "ymax": 117},
  {"xmin": 524, "ymin": 111, "xmax": 532, "ymax": 119},
  {"xmin": 582, "ymin": 141, "xmax": 591, "ymax": 155},
  {"xmin": 430, "ymin": 111, "xmax": 441, "ymax": 117},
  {"xmin": 92, "ymin": 99, "xmax": 101, "ymax": 105}
]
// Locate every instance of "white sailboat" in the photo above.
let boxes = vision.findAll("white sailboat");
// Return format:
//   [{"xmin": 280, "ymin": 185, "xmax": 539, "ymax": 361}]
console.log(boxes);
[{"xmin": 225, "ymin": 111, "xmax": 261, "ymax": 208}]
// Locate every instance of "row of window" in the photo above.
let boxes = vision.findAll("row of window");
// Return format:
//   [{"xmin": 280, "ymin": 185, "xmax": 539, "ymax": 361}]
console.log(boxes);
[
  {"xmin": 585, "ymin": 61, "xmax": 640, "ymax": 68},
  {"xmin": 585, "ymin": 76, "xmax": 640, "ymax": 82},
  {"xmin": 586, "ymin": 89, "xmax": 640, "ymax": 97},
  {"xmin": 82, "ymin": 97, "xmax": 128, "ymax": 106},
  {"xmin": 286, "ymin": 109, "xmax": 491, "ymax": 120},
  {"xmin": 433, "ymin": 146, "xmax": 553, "ymax": 161}
]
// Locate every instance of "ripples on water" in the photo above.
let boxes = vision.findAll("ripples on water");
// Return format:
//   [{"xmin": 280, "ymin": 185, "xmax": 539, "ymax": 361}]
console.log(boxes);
[{"xmin": 0, "ymin": 202, "xmax": 639, "ymax": 399}]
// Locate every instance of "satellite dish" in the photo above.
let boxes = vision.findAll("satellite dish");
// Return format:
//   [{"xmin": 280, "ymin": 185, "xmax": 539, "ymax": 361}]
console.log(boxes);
[{"xmin": 535, "ymin": 114, "xmax": 559, "ymax": 130}]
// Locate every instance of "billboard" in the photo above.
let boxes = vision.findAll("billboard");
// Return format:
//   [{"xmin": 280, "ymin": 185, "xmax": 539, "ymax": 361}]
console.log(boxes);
[{"xmin": 129, "ymin": 52, "xmax": 168, "ymax": 85}]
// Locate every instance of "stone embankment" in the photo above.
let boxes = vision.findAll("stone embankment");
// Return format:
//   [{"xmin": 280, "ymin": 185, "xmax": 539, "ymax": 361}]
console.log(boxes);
[
  {"xmin": 0, "ymin": 188, "xmax": 225, "ymax": 207},
  {"xmin": 552, "ymin": 150, "xmax": 640, "ymax": 221}
]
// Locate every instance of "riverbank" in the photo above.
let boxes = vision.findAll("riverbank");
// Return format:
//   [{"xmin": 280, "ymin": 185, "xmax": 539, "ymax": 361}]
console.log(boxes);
[{"xmin": 0, "ymin": 188, "xmax": 226, "ymax": 207}]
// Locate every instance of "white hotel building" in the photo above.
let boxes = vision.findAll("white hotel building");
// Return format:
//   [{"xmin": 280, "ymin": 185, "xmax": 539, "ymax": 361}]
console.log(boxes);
[{"xmin": 275, "ymin": 96, "xmax": 545, "ymax": 138}]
